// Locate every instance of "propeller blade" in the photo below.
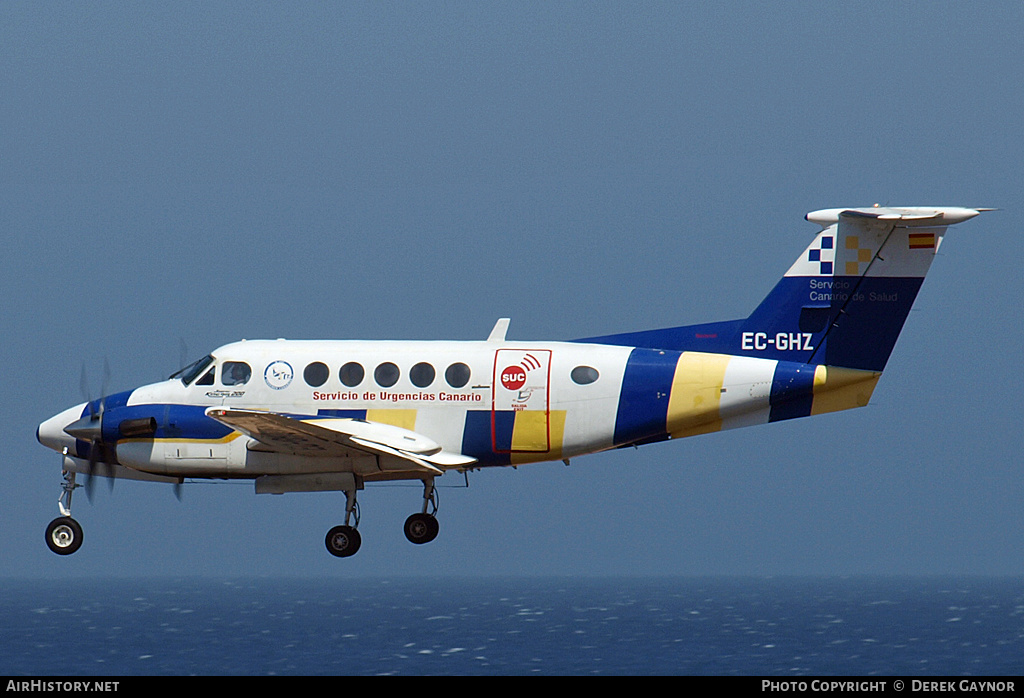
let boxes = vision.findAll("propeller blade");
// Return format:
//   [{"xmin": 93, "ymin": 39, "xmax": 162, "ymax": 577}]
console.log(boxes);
[
  {"xmin": 103, "ymin": 460, "xmax": 115, "ymax": 493},
  {"xmin": 84, "ymin": 440, "xmax": 98, "ymax": 502},
  {"xmin": 76, "ymin": 358, "xmax": 115, "ymax": 500},
  {"xmin": 79, "ymin": 365, "xmax": 92, "ymax": 416},
  {"xmin": 100, "ymin": 359, "xmax": 111, "ymax": 411}
]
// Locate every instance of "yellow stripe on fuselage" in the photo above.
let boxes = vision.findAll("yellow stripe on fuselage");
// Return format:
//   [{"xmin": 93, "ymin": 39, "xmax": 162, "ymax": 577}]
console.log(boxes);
[
  {"xmin": 667, "ymin": 352, "xmax": 731, "ymax": 438},
  {"xmin": 365, "ymin": 409, "xmax": 417, "ymax": 431},
  {"xmin": 511, "ymin": 410, "xmax": 549, "ymax": 452},
  {"xmin": 810, "ymin": 365, "xmax": 881, "ymax": 415},
  {"xmin": 510, "ymin": 410, "xmax": 567, "ymax": 464},
  {"xmin": 122, "ymin": 432, "xmax": 245, "ymax": 445}
]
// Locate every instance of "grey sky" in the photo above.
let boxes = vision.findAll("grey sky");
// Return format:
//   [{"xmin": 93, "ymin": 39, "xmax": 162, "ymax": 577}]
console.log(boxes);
[{"xmin": 2, "ymin": 2, "xmax": 1022, "ymax": 578}]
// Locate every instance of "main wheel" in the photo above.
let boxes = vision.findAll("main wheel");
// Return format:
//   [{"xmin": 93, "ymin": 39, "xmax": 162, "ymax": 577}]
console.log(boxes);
[
  {"xmin": 46, "ymin": 517, "xmax": 83, "ymax": 555},
  {"xmin": 404, "ymin": 513, "xmax": 439, "ymax": 545},
  {"xmin": 325, "ymin": 525, "xmax": 361, "ymax": 557}
]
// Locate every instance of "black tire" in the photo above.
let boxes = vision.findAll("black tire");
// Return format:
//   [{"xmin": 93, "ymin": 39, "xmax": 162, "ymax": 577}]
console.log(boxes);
[
  {"xmin": 404, "ymin": 513, "xmax": 439, "ymax": 545},
  {"xmin": 325, "ymin": 525, "xmax": 361, "ymax": 557},
  {"xmin": 45, "ymin": 517, "xmax": 83, "ymax": 556}
]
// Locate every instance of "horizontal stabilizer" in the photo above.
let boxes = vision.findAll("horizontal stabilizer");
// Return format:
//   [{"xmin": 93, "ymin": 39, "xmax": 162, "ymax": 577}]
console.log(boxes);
[{"xmin": 806, "ymin": 206, "xmax": 984, "ymax": 227}]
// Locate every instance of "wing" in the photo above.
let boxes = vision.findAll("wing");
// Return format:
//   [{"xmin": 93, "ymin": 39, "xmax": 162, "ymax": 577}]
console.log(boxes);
[{"xmin": 205, "ymin": 407, "xmax": 477, "ymax": 475}]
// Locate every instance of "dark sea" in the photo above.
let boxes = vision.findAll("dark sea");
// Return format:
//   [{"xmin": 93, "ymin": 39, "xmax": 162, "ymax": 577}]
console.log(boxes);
[{"xmin": 1, "ymin": 577, "xmax": 1022, "ymax": 677}]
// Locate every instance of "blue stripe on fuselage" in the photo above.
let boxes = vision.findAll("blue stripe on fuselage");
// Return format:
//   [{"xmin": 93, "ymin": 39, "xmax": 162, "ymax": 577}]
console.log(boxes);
[
  {"xmin": 574, "ymin": 275, "xmax": 925, "ymax": 373},
  {"xmin": 81, "ymin": 390, "xmax": 133, "ymax": 421},
  {"xmin": 575, "ymin": 319, "xmax": 744, "ymax": 355},
  {"xmin": 75, "ymin": 390, "xmax": 134, "ymax": 460},
  {"xmin": 316, "ymin": 409, "xmax": 368, "ymax": 419},
  {"xmin": 462, "ymin": 410, "xmax": 512, "ymax": 467},
  {"xmin": 768, "ymin": 361, "xmax": 817, "ymax": 422},
  {"xmin": 613, "ymin": 348, "xmax": 678, "ymax": 446},
  {"xmin": 107, "ymin": 403, "xmax": 232, "ymax": 442}
]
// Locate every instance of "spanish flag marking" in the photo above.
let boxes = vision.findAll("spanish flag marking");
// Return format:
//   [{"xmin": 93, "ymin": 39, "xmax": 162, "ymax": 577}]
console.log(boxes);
[{"xmin": 908, "ymin": 233, "xmax": 936, "ymax": 250}]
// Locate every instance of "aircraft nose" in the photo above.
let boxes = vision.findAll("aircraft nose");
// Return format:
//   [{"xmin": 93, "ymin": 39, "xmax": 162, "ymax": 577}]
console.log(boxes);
[{"xmin": 37, "ymin": 403, "xmax": 87, "ymax": 453}]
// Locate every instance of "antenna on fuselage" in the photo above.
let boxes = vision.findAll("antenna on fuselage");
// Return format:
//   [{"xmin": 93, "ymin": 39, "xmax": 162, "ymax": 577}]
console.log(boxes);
[{"xmin": 487, "ymin": 318, "xmax": 510, "ymax": 342}]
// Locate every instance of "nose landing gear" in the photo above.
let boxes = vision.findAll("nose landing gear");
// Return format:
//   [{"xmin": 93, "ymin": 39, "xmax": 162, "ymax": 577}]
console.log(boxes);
[{"xmin": 46, "ymin": 468, "xmax": 83, "ymax": 555}]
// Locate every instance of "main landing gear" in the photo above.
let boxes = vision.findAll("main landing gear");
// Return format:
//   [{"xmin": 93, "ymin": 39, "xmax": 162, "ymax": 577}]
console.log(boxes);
[
  {"xmin": 324, "ymin": 478, "xmax": 441, "ymax": 558},
  {"xmin": 325, "ymin": 488, "xmax": 361, "ymax": 558},
  {"xmin": 46, "ymin": 469, "xmax": 83, "ymax": 555},
  {"xmin": 404, "ymin": 479, "xmax": 439, "ymax": 545}
]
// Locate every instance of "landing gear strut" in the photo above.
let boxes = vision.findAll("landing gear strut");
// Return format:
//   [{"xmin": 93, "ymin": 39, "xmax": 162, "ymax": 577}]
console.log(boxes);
[
  {"xmin": 404, "ymin": 478, "xmax": 439, "ymax": 545},
  {"xmin": 324, "ymin": 478, "xmax": 443, "ymax": 557},
  {"xmin": 46, "ymin": 469, "xmax": 83, "ymax": 555},
  {"xmin": 325, "ymin": 488, "xmax": 361, "ymax": 557}
]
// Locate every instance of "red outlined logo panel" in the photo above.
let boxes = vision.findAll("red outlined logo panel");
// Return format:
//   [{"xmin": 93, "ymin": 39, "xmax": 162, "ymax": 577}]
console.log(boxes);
[{"xmin": 492, "ymin": 349, "xmax": 552, "ymax": 453}]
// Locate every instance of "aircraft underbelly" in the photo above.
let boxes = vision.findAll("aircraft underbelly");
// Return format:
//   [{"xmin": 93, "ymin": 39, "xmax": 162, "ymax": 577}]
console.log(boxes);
[
  {"xmin": 116, "ymin": 441, "xmax": 232, "ymax": 475},
  {"xmin": 117, "ymin": 436, "xmax": 436, "ymax": 478}
]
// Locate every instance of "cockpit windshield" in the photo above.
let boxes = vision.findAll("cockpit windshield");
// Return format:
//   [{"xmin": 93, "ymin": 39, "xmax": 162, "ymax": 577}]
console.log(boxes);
[{"xmin": 169, "ymin": 354, "xmax": 215, "ymax": 386}]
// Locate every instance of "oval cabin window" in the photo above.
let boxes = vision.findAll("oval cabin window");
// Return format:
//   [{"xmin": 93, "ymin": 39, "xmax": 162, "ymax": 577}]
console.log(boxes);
[
  {"xmin": 410, "ymin": 362, "xmax": 435, "ymax": 388},
  {"xmin": 339, "ymin": 362, "xmax": 364, "ymax": 387},
  {"xmin": 374, "ymin": 362, "xmax": 400, "ymax": 388},
  {"xmin": 304, "ymin": 362, "xmax": 329, "ymax": 387},
  {"xmin": 571, "ymin": 365, "xmax": 599, "ymax": 385},
  {"xmin": 445, "ymin": 362, "xmax": 471, "ymax": 388}
]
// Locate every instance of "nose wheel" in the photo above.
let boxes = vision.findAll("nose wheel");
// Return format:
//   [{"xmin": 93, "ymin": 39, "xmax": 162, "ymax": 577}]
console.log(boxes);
[{"xmin": 46, "ymin": 516, "xmax": 83, "ymax": 555}]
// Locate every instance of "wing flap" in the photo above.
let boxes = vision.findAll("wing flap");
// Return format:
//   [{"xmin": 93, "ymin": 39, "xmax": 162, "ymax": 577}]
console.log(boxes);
[
  {"xmin": 205, "ymin": 408, "xmax": 353, "ymax": 456},
  {"xmin": 349, "ymin": 436, "xmax": 443, "ymax": 475},
  {"xmin": 205, "ymin": 408, "xmax": 476, "ymax": 474}
]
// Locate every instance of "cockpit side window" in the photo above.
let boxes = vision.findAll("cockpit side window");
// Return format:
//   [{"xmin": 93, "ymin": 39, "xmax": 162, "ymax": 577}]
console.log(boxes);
[
  {"xmin": 170, "ymin": 355, "xmax": 215, "ymax": 386},
  {"xmin": 222, "ymin": 361, "xmax": 252, "ymax": 386},
  {"xmin": 196, "ymin": 368, "xmax": 215, "ymax": 386}
]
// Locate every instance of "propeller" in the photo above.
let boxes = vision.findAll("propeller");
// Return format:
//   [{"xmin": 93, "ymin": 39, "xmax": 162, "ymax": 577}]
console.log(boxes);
[
  {"xmin": 65, "ymin": 360, "xmax": 115, "ymax": 500},
  {"xmin": 67, "ymin": 358, "xmax": 183, "ymax": 502}
]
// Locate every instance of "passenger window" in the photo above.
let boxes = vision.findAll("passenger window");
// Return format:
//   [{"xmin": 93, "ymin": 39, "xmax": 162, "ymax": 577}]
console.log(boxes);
[
  {"xmin": 222, "ymin": 362, "xmax": 252, "ymax": 386},
  {"xmin": 339, "ymin": 362, "xmax": 364, "ymax": 387},
  {"xmin": 445, "ymin": 362, "xmax": 471, "ymax": 388},
  {"xmin": 374, "ymin": 362, "xmax": 400, "ymax": 388},
  {"xmin": 196, "ymin": 368, "xmax": 215, "ymax": 386},
  {"xmin": 571, "ymin": 366, "xmax": 599, "ymax": 385},
  {"xmin": 304, "ymin": 362, "xmax": 329, "ymax": 387},
  {"xmin": 410, "ymin": 362, "xmax": 435, "ymax": 388}
]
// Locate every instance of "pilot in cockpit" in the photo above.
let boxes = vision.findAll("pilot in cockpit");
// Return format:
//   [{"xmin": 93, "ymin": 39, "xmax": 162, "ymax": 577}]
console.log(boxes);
[{"xmin": 222, "ymin": 362, "xmax": 251, "ymax": 386}]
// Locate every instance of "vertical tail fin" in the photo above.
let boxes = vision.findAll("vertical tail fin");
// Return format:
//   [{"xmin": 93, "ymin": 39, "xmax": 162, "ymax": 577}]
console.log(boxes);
[
  {"xmin": 739, "ymin": 206, "xmax": 983, "ymax": 370},
  {"xmin": 576, "ymin": 207, "xmax": 985, "ymax": 371}
]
